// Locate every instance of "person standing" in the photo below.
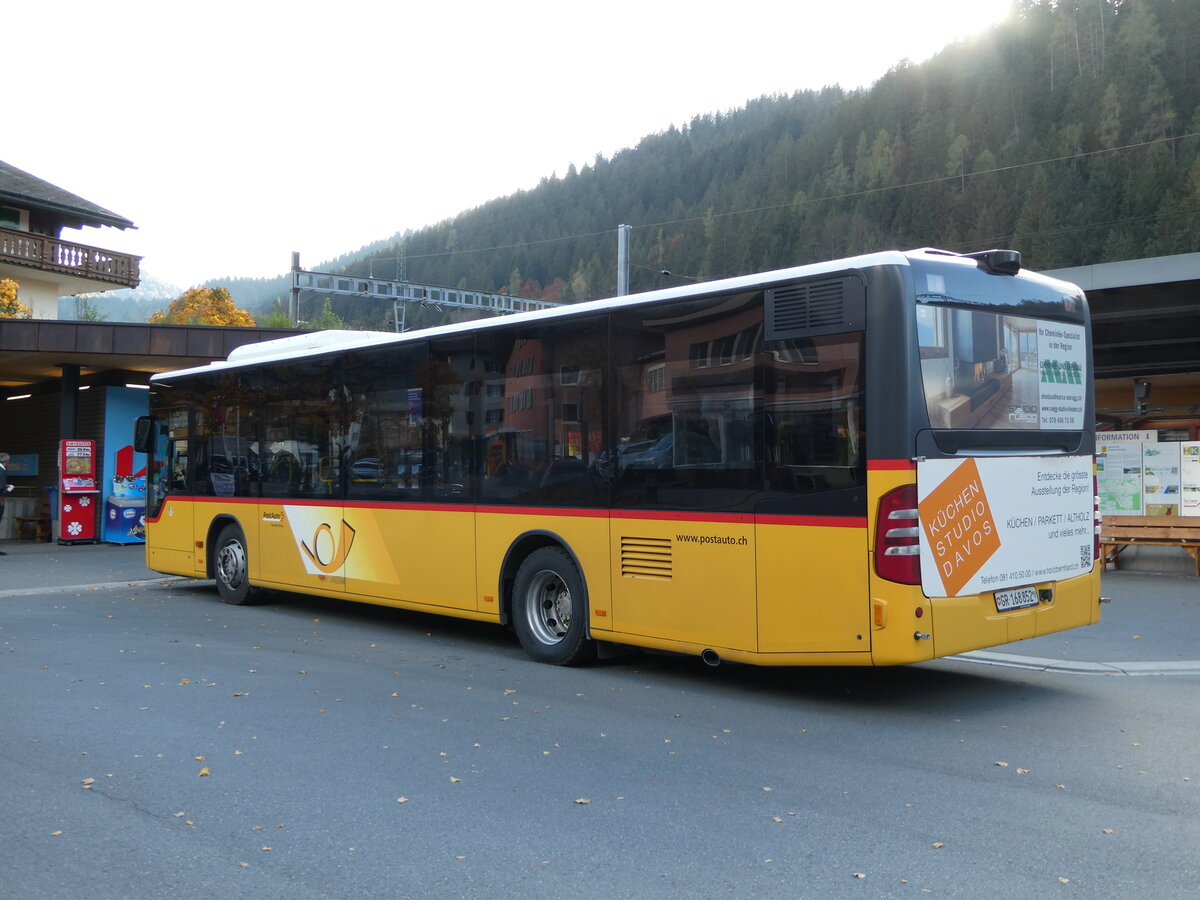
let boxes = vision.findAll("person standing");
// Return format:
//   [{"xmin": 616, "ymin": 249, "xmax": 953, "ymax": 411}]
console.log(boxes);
[{"xmin": 0, "ymin": 452, "xmax": 12, "ymax": 555}]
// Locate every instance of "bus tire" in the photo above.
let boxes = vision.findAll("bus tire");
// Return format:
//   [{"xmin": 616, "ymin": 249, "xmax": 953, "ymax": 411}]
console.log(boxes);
[
  {"xmin": 512, "ymin": 547, "xmax": 597, "ymax": 666},
  {"xmin": 213, "ymin": 523, "xmax": 259, "ymax": 605}
]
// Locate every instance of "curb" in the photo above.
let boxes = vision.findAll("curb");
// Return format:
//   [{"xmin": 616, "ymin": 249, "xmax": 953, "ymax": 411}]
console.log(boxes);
[
  {"xmin": 0, "ymin": 577, "xmax": 189, "ymax": 599},
  {"xmin": 951, "ymin": 650, "xmax": 1200, "ymax": 677}
]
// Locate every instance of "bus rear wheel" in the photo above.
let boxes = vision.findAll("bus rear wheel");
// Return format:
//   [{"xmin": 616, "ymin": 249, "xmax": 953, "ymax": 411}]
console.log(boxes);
[
  {"xmin": 512, "ymin": 547, "xmax": 597, "ymax": 666},
  {"xmin": 214, "ymin": 523, "xmax": 259, "ymax": 605}
]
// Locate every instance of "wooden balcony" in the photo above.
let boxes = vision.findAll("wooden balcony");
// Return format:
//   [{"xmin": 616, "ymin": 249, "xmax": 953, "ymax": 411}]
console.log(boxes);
[{"xmin": 0, "ymin": 225, "xmax": 140, "ymax": 288}]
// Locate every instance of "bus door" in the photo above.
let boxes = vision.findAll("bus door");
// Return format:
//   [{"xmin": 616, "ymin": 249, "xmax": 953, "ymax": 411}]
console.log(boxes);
[
  {"xmin": 138, "ymin": 409, "xmax": 197, "ymax": 578},
  {"xmin": 256, "ymin": 359, "xmax": 348, "ymax": 594},
  {"xmin": 339, "ymin": 336, "xmax": 477, "ymax": 612}
]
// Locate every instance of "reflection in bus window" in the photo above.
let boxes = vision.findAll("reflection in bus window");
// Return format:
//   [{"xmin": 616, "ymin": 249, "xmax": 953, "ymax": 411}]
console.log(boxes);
[
  {"xmin": 190, "ymin": 372, "xmax": 260, "ymax": 498},
  {"xmin": 344, "ymin": 342, "xmax": 428, "ymax": 500},
  {"xmin": 260, "ymin": 359, "xmax": 340, "ymax": 499},
  {"xmin": 611, "ymin": 291, "xmax": 864, "ymax": 511},
  {"xmin": 476, "ymin": 317, "xmax": 608, "ymax": 507}
]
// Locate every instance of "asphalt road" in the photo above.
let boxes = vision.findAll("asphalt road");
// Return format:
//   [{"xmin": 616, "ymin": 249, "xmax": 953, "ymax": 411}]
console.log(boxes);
[{"xmin": 1, "ymin": 557, "xmax": 1198, "ymax": 898}]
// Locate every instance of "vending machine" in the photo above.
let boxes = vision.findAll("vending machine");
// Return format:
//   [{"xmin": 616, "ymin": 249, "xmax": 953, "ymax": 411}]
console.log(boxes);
[{"xmin": 58, "ymin": 439, "xmax": 100, "ymax": 544}]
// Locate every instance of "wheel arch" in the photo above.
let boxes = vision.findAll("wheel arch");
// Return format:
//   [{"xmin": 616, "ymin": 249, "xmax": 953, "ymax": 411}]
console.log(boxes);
[{"xmin": 498, "ymin": 529, "xmax": 589, "ymax": 632}]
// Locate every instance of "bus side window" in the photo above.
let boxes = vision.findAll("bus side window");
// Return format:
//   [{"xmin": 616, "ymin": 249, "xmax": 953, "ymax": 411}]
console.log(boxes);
[
  {"xmin": 170, "ymin": 439, "xmax": 188, "ymax": 490},
  {"xmin": 611, "ymin": 292, "xmax": 762, "ymax": 510},
  {"xmin": 761, "ymin": 331, "xmax": 865, "ymax": 495},
  {"xmin": 473, "ymin": 320, "xmax": 607, "ymax": 508}
]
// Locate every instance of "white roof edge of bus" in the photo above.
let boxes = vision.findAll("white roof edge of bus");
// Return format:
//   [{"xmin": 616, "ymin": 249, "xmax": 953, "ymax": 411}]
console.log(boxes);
[
  {"xmin": 1021, "ymin": 268, "xmax": 1088, "ymax": 296},
  {"xmin": 151, "ymin": 248, "xmax": 1036, "ymax": 382},
  {"xmin": 225, "ymin": 329, "xmax": 399, "ymax": 363}
]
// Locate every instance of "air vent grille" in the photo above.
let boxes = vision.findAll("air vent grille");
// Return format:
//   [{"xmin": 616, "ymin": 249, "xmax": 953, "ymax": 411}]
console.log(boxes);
[
  {"xmin": 766, "ymin": 276, "xmax": 865, "ymax": 340},
  {"xmin": 620, "ymin": 536, "xmax": 672, "ymax": 581}
]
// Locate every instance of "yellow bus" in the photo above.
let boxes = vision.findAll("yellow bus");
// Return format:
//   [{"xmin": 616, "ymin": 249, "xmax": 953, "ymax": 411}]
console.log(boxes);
[{"xmin": 135, "ymin": 248, "xmax": 1101, "ymax": 666}]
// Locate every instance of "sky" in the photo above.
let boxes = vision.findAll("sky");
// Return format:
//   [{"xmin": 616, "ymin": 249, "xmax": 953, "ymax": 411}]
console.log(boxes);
[{"xmin": 7, "ymin": 0, "xmax": 1013, "ymax": 290}]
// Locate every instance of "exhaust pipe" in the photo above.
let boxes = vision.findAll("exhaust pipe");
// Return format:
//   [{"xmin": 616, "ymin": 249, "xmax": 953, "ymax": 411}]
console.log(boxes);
[{"xmin": 701, "ymin": 649, "xmax": 721, "ymax": 667}]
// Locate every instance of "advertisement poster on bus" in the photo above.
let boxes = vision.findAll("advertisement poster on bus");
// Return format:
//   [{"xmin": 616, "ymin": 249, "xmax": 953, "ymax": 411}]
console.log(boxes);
[
  {"xmin": 1036, "ymin": 321, "xmax": 1088, "ymax": 430},
  {"xmin": 918, "ymin": 312, "xmax": 1087, "ymax": 432},
  {"xmin": 1097, "ymin": 442, "xmax": 1143, "ymax": 515},
  {"xmin": 917, "ymin": 455, "xmax": 1094, "ymax": 597}
]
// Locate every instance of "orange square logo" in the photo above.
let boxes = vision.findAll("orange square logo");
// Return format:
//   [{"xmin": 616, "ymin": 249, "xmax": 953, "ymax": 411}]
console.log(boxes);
[{"xmin": 919, "ymin": 457, "xmax": 1001, "ymax": 596}]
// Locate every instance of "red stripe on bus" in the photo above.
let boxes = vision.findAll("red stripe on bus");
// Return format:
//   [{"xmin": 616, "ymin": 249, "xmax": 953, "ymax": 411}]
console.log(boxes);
[
  {"xmin": 755, "ymin": 515, "xmax": 867, "ymax": 528},
  {"xmin": 613, "ymin": 509, "xmax": 755, "ymax": 525},
  {"xmin": 148, "ymin": 498, "xmax": 862, "ymax": 528},
  {"xmin": 868, "ymin": 459, "xmax": 915, "ymax": 471},
  {"xmin": 347, "ymin": 501, "xmax": 473, "ymax": 514},
  {"xmin": 476, "ymin": 505, "xmax": 610, "ymax": 518}
]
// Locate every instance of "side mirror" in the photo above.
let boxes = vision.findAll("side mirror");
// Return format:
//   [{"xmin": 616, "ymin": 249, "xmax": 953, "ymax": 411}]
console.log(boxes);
[{"xmin": 133, "ymin": 416, "xmax": 156, "ymax": 454}]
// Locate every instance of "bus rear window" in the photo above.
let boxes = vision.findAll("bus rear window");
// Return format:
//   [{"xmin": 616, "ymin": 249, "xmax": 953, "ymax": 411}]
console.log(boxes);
[{"xmin": 917, "ymin": 307, "xmax": 1087, "ymax": 431}]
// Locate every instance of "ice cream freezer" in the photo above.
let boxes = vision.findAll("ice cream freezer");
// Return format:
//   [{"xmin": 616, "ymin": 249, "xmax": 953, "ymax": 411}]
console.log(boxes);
[{"xmin": 103, "ymin": 495, "xmax": 146, "ymax": 544}]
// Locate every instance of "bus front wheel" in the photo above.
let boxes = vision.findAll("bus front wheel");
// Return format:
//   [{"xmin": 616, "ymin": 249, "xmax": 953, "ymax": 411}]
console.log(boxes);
[
  {"xmin": 512, "ymin": 547, "xmax": 597, "ymax": 666},
  {"xmin": 214, "ymin": 524, "xmax": 259, "ymax": 605}
]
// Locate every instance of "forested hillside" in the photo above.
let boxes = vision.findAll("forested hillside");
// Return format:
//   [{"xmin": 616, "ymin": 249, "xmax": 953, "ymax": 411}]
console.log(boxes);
[{"xmin": 240, "ymin": 0, "xmax": 1200, "ymax": 328}]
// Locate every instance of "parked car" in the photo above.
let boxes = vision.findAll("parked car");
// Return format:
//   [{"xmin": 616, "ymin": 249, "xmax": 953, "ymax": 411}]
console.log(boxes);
[{"xmin": 625, "ymin": 431, "xmax": 719, "ymax": 469}]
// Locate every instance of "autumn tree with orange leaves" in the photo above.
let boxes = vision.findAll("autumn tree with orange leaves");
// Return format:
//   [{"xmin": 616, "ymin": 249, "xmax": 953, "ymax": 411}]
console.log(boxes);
[
  {"xmin": 150, "ymin": 287, "xmax": 257, "ymax": 326},
  {"xmin": 0, "ymin": 277, "xmax": 32, "ymax": 318}
]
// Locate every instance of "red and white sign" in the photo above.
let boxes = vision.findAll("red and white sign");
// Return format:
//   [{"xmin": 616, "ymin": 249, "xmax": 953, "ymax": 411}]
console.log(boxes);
[
  {"xmin": 917, "ymin": 454, "xmax": 1094, "ymax": 597},
  {"xmin": 58, "ymin": 439, "xmax": 99, "ymax": 543}
]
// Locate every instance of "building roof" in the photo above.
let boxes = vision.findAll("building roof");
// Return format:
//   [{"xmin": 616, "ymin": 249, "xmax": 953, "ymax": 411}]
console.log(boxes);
[
  {"xmin": 0, "ymin": 160, "xmax": 136, "ymax": 231},
  {"xmin": 0, "ymin": 319, "xmax": 304, "ymax": 389},
  {"xmin": 1044, "ymin": 252, "xmax": 1200, "ymax": 291}
]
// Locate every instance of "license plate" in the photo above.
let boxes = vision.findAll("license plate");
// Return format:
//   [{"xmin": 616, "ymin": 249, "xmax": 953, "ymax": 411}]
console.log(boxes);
[{"xmin": 995, "ymin": 586, "xmax": 1040, "ymax": 612}]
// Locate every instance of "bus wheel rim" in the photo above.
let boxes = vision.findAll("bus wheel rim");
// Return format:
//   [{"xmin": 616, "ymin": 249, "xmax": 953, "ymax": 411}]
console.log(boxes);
[
  {"xmin": 217, "ymin": 540, "xmax": 247, "ymax": 590},
  {"xmin": 525, "ymin": 569, "xmax": 571, "ymax": 646}
]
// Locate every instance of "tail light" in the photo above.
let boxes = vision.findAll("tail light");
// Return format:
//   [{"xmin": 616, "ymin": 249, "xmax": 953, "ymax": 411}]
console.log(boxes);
[
  {"xmin": 1093, "ymin": 471, "xmax": 1101, "ymax": 561},
  {"xmin": 876, "ymin": 484, "xmax": 921, "ymax": 584}
]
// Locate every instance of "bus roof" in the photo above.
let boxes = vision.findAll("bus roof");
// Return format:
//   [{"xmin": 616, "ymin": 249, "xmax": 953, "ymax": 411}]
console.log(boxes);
[{"xmin": 151, "ymin": 248, "xmax": 1061, "ymax": 382}]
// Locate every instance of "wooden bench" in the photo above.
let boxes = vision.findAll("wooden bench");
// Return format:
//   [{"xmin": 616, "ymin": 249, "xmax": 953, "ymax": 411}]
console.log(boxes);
[
  {"xmin": 1100, "ymin": 515, "xmax": 1200, "ymax": 576},
  {"xmin": 15, "ymin": 496, "xmax": 52, "ymax": 543}
]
